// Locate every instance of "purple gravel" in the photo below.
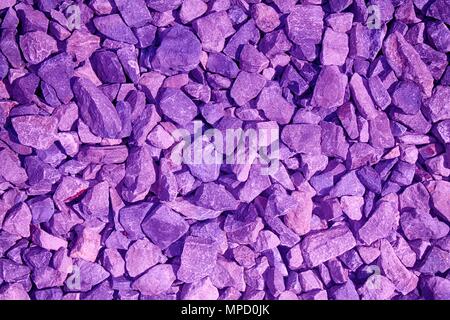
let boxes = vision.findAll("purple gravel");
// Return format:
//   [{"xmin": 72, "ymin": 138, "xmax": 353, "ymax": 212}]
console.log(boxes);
[{"xmin": 0, "ymin": 0, "xmax": 449, "ymax": 301}]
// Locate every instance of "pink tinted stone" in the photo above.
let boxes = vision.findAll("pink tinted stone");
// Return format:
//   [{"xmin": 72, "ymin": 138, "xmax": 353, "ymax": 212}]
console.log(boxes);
[
  {"xmin": 2, "ymin": 203, "xmax": 32, "ymax": 238},
  {"xmin": 301, "ymin": 224, "xmax": 356, "ymax": 267},
  {"xmin": 131, "ymin": 264, "xmax": 176, "ymax": 296},
  {"xmin": 358, "ymin": 195, "xmax": 400, "ymax": 245},
  {"xmin": 252, "ymin": 3, "xmax": 281, "ymax": 33},
  {"xmin": 256, "ymin": 83, "xmax": 295, "ymax": 125},
  {"xmin": 11, "ymin": 115, "xmax": 58, "ymax": 150},
  {"xmin": 383, "ymin": 32, "xmax": 434, "ymax": 97},
  {"xmin": 281, "ymin": 124, "xmax": 322, "ymax": 155},
  {"xmin": 179, "ymin": 0, "xmax": 207, "ymax": 24},
  {"xmin": 312, "ymin": 65, "xmax": 347, "ymax": 109},
  {"xmin": 180, "ymin": 277, "xmax": 220, "ymax": 300},
  {"xmin": 230, "ymin": 71, "xmax": 266, "ymax": 106},
  {"xmin": 70, "ymin": 226, "xmax": 102, "ymax": 262},
  {"xmin": 379, "ymin": 239, "xmax": 418, "ymax": 294},
  {"xmin": 177, "ymin": 236, "xmax": 218, "ymax": 283},
  {"xmin": 426, "ymin": 180, "xmax": 450, "ymax": 223},
  {"xmin": 125, "ymin": 238, "xmax": 165, "ymax": 277},
  {"xmin": 20, "ymin": 31, "xmax": 57, "ymax": 64},
  {"xmin": 286, "ymin": 5, "xmax": 324, "ymax": 45},
  {"xmin": 321, "ymin": 28, "xmax": 349, "ymax": 66},
  {"xmin": 349, "ymin": 74, "xmax": 379, "ymax": 120},
  {"xmin": 193, "ymin": 11, "xmax": 234, "ymax": 53},
  {"xmin": 31, "ymin": 226, "xmax": 67, "ymax": 251}
]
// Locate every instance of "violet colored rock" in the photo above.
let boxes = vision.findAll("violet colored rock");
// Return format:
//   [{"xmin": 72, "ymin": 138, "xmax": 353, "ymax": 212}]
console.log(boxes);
[
  {"xmin": 141, "ymin": 205, "xmax": 189, "ymax": 250},
  {"xmin": 177, "ymin": 236, "xmax": 218, "ymax": 283},
  {"xmin": 152, "ymin": 25, "xmax": 202, "ymax": 75}
]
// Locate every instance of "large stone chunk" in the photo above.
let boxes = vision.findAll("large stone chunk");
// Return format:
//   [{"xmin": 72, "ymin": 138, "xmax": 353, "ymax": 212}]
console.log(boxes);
[
  {"xmin": 120, "ymin": 145, "xmax": 156, "ymax": 203},
  {"xmin": 286, "ymin": 5, "xmax": 324, "ymax": 45},
  {"xmin": 152, "ymin": 25, "xmax": 201, "ymax": 75},
  {"xmin": 114, "ymin": 0, "xmax": 151, "ymax": 28},
  {"xmin": 426, "ymin": 180, "xmax": 450, "ymax": 223},
  {"xmin": 72, "ymin": 77, "xmax": 122, "ymax": 138},
  {"xmin": 11, "ymin": 115, "xmax": 57, "ymax": 150},
  {"xmin": 194, "ymin": 182, "xmax": 240, "ymax": 211},
  {"xmin": 131, "ymin": 264, "xmax": 176, "ymax": 295},
  {"xmin": 141, "ymin": 205, "xmax": 189, "ymax": 249},
  {"xmin": 20, "ymin": 31, "xmax": 57, "ymax": 64},
  {"xmin": 256, "ymin": 83, "xmax": 295, "ymax": 125},
  {"xmin": 125, "ymin": 238, "xmax": 165, "ymax": 277},
  {"xmin": 224, "ymin": 20, "xmax": 260, "ymax": 60},
  {"xmin": 2, "ymin": 203, "xmax": 32, "ymax": 238},
  {"xmin": 239, "ymin": 44, "xmax": 269, "ymax": 74},
  {"xmin": 419, "ymin": 243, "xmax": 450, "ymax": 274},
  {"xmin": 91, "ymin": 50, "xmax": 126, "ymax": 84},
  {"xmin": 193, "ymin": 11, "xmax": 234, "ymax": 53},
  {"xmin": 93, "ymin": 14, "xmax": 137, "ymax": 44},
  {"xmin": 70, "ymin": 226, "xmax": 102, "ymax": 262},
  {"xmin": 321, "ymin": 28, "xmax": 348, "ymax": 66},
  {"xmin": 66, "ymin": 30, "xmax": 101, "ymax": 63},
  {"xmin": 179, "ymin": 0, "xmax": 207, "ymax": 24},
  {"xmin": 37, "ymin": 53, "xmax": 74, "ymax": 104},
  {"xmin": 358, "ymin": 195, "xmax": 400, "ymax": 245},
  {"xmin": 177, "ymin": 236, "xmax": 218, "ymax": 283},
  {"xmin": 206, "ymin": 52, "xmax": 239, "ymax": 79},
  {"xmin": 251, "ymin": 3, "xmax": 280, "ymax": 33},
  {"xmin": 350, "ymin": 74, "xmax": 378, "ymax": 120},
  {"xmin": 401, "ymin": 210, "xmax": 449, "ymax": 241},
  {"xmin": 0, "ymin": 29, "xmax": 24, "ymax": 69},
  {"xmin": 119, "ymin": 202, "xmax": 153, "ymax": 240},
  {"xmin": 383, "ymin": 32, "xmax": 434, "ymax": 97},
  {"xmin": 421, "ymin": 276, "xmax": 450, "ymax": 300},
  {"xmin": 379, "ymin": 239, "xmax": 418, "ymax": 294},
  {"xmin": 281, "ymin": 124, "xmax": 322, "ymax": 155},
  {"xmin": 0, "ymin": 148, "xmax": 28, "ymax": 186},
  {"xmin": 320, "ymin": 121, "xmax": 349, "ymax": 160},
  {"xmin": 425, "ymin": 86, "xmax": 450, "ymax": 123},
  {"xmin": 312, "ymin": 65, "xmax": 347, "ymax": 110},
  {"xmin": 301, "ymin": 224, "xmax": 356, "ymax": 267},
  {"xmin": 230, "ymin": 71, "xmax": 266, "ymax": 106},
  {"xmin": 74, "ymin": 259, "xmax": 110, "ymax": 292},
  {"xmin": 80, "ymin": 181, "xmax": 110, "ymax": 220},
  {"xmin": 159, "ymin": 88, "xmax": 198, "ymax": 127},
  {"xmin": 369, "ymin": 112, "xmax": 395, "ymax": 149},
  {"xmin": 392, "ymin": 80, "xmax": 423, "ymax": 115}
]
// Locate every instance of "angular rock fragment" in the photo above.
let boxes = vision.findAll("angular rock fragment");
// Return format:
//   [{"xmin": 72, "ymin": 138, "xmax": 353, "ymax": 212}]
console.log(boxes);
[
  {"xmin": 281, "ymin": 124, "xmax": 322, "ymax": 155},
  {"xmin": 125, "ymin": 239, "xmax": 164, "ymax": 277},
  {"xmin": 177, "ymin": 236, "xmax": 218, "ymax": 283},
  {"xmin": 141, "ymin": 205, "xmax": 189, "ymax": 250},
  {"xmin": 383, "ymin": 32, "xmax": 434, "ymax": 97},
  {"xmin": 20, "ymin": 31, "xmax": 57, "ymax": 65},
  {"xmin": 159, "ymin": 88, "xmax": 198, "ymax": 127},
  {"xmin": 73, "ymin": 77, "xmax": 122, "ymax": 138},
  {"xmin": 301, "ymin": 225, "xmax": 356, "ymax": 267},
  {"xmin": 37, "ymin": 53, "xmax": 74, "ymax": 104},
  {"xmin": 379, "ymin": 239, "xmax": 418, "ymax": 294},
  {"xmin": 230, "ymin": 71, "xmax": 266, "ymax": 106},
  {"xmin": 91, "ymin": 50, "xmax": 126, "ymax": 84},
  {"xmin": 93, "ymin": 14, "xmax": 137, "ymax": 44},
  {"xmin": 286, "ymin": 5, "xmax": 324, "ymax": 45},
  {"xmin": 312, "ymin": 66, "xmax": 347, "ymax": 110},
  {"xmin": 358, "ymin": 195, "xmax": 400, "ymax": 245},
  {"xmin": 193, "ymin": 11, "xmax": 234, "ymax": 53}
]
